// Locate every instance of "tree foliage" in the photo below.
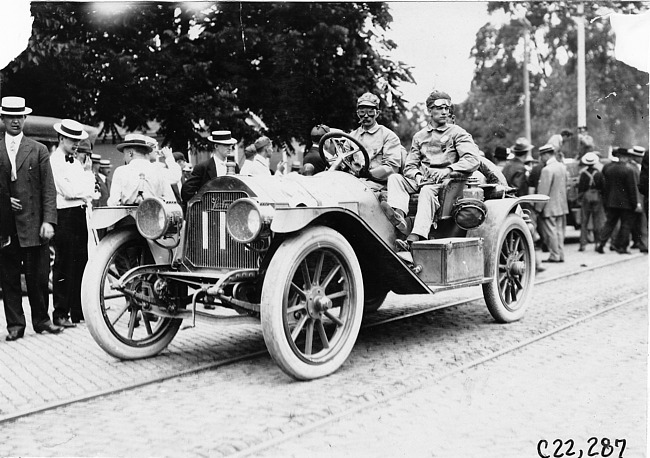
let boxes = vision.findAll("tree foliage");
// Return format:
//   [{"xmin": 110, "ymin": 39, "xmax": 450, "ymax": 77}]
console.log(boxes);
[
  {"xmin": 457, "ymin": 1, "xmax": 648, "ymax": 157},
  {"xmin": 1, "ymin": 2, "xmax": 414, "ymax": 151}
]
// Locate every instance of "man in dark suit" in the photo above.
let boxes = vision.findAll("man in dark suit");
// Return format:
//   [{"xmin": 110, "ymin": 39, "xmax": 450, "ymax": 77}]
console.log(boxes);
[
  {"xmin": 596, "ymin": 147, "xmax": 639, "ymax": 254},
  {"xmin": 502, "ymin": 137, "xmax": 532, "ymax": 197},
  {"xmin": 181, "ymin": 130, "xmax": 239, "ymax": 204},
  {"xmin": 0, "ymin": 96, "xmax": 63, "ymax": 341}
]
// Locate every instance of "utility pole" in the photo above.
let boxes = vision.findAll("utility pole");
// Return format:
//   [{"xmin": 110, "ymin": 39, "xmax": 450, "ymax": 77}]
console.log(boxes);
[
  {"xmin": 576, "ymin": 2, "xmax": 587, "ymax": 129},
  {"xmin": 520, "ymin": 17, "xmax": 532, "ymax": 141}
]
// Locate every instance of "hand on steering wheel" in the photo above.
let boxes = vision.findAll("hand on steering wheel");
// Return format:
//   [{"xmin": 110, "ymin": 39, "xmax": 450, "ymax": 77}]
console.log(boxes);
[{"xmin": 318, "ymin": 132, "xmax": 370, "ymax": 178}]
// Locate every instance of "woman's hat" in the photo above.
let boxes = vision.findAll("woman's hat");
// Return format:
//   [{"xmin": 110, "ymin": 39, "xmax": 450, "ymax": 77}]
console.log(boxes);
[
  {"xmin": 0, "ymin": 96, "xmax": 32, "ymax": 115},
  {"xmin": 581, "ymin": 152, "xmax": 600, "ymax": 165},
  {"xmin": 208, "ymin": 130, "xmax": 237, "ymax": 145},
  {"xmin": 53, "ymin": 119, "xmax": 89, "ymax": 140},
  {"xmin": 116, "ymin": 133, "xmax": 154, "ymax": 153}
]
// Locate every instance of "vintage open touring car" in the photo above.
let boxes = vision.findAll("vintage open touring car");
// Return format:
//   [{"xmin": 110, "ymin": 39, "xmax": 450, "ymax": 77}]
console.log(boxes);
[{"xmin": 81, "ymin": 132, "xmax": 548, "ymax": 380}]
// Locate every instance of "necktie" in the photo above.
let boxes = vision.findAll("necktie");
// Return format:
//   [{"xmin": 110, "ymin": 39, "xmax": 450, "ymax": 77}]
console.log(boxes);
[{"xmin": 9, "ymin": 139, "xmax": 17, "ymax": 181}]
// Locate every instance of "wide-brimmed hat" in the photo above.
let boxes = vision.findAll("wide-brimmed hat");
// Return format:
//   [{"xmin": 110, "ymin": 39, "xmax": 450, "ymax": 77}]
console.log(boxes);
[
  {"xmin": 117, "ymin": 133, "xmax": 154, "ymax": 153},
  {"xmin": 0, "ymin": 96, "xmax": 32, "ymax": 115},
  {"xmin": 53, "ymin": 119, "xmax": 89, "ymax": 140},
  {"xmin": 581, "ymin": 152, "xmax": 600, "ymax": 165},
  {"xmin": 511, "ymin": 137, "xmax": 533, "ymax": 155},
  {"xmin": 77, "ymin": 139, "xmax": 93, "ymax": 154},
  {"xmin": 538, "ymin": 144, "xmax": 555, "ymax": 155},
  {"xmin": 208, "ymin": 130, "xmax": 237, "ymax": 145},
  {"xmin": 357, "ymin": 92, "xmax": 380, "ymax": 108}
]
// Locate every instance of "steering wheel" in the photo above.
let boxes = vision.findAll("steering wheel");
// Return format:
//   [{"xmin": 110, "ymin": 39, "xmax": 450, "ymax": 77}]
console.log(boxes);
[{"xmin": 318, "ymin": 132, "xmax": 370, "ymax": 177}]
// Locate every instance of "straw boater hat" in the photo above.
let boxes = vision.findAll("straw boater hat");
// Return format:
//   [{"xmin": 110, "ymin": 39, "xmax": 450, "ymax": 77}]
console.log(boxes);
[
  {"xmin": 538, "ymin": 144, "xmax": 555, "ymax": 155},
  {"xmin": 0, "ymin": 96, "xmax": 32, "ymax": 115},
  {"xmin": 53, "ymin": 119, "xmax": 89, "ymax": 140},
  {"xmin": 581, "ymin": 152, "xmax": 600, "ymax": 166},
  {"xmin": 628, "ymin": 146, "xmax": 645, "ymax": 157},
  {"xmin": 116, "ymin": 133, "xmax": 154, "ymax": 153},
  {"xmin": 208, "ymin": 130, "xmax": 237, "ymax": 145}
]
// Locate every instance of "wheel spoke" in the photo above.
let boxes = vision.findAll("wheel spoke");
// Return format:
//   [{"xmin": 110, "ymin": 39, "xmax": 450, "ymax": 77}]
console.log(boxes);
[
  {"xmin": 290, "ymin": 314, "xmax": 309, "ymax": 341},
  {"xmin": 324, "ymin": 310, "xmax": 344, "ymax": 327},
  {"xmin": 110, "ymin": 303, "xmax": 130, "ymax": 326},
  {"xmin": 321, "ymin": 263, "xmax": 342, "ymax": 290},
  {"xmin": 304, "ymin": 319, "xmax": 314, "ymax": 356},
  {"xmin": 316, "ymin": 320, "xmax": 330, "ymax": 349},
  {"xmin": 326, "ymin": 290, "xmax": 348, "ymax": 301},
  {"xmin": 300, "ymin": 259, "xmax": 312, "ymax": 289},
  {"xmin": 290, "ymin": 281, "xmax": 307, "ymax": 299},
  {"xmin": 313, "ymin": 252, "xmax": 325, "ymax": 286},
  {"xmin": 286, "ymin": 298, "xmax": 306, "ymax": 315},
  {"xmin": 127, "ymin": 310, "xmax": 138, "ymax": 339},
  {"xmin": 142, "ymin": 313, "xmax": 153, "ymax": 335}
]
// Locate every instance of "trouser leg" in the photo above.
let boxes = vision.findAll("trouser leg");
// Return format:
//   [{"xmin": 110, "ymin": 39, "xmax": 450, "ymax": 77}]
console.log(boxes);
[
  {"xmin": 539, "ymin": 216, "xmax": 561, "ymax": 261},
  {"xmin": 411, "ymin": 184, "xmax": 441, "ymax": 239},
  {"xmin": 598, "ymin": 208, "xmax": 620, "ymax": 245},
  {"xmin": 386, "ymin": 174, "xmax": 418, "ymax": 215},
  {"xmin": 0, "ymin": 238, "xmax": 26, "ymax": 333},
  {"xmin": 22, "ymin": 244, "xmax": 53, "ymax": 328},
  {"xmin": 579, "ymin": 204, "xmax": 590, "ymax": 247}
]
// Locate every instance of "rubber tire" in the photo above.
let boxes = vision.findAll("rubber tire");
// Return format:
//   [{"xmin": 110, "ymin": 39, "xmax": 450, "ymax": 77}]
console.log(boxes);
[
  {"xmin": 363, "ymin": 289, "xmax": 389, "ymax": 313},
  {"xmin": 81, "ymin": 228, "xmax": 181, "ymax": 359},
  {"xmin": 482, "ymin": 214, "xmax": 535, "ymax": 323},
  {"xmin": 261, "ymin": 227, "xmax": 364, "ymax": 380}
]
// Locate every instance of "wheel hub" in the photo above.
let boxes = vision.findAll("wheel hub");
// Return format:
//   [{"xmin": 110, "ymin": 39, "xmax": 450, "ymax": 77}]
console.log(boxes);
[
  {"xmin": 305, "ymin": 286, "xmax": 331, "ymax": 318},
  {"xmin": 509, "ymin": 260, "xmax": 526, "ymax": 276}
]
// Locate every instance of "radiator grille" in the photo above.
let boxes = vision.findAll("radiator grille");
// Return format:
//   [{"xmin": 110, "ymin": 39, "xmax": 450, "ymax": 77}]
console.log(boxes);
[{"xmin": 184, "ymin": 191, "xmax": 259, "ymax": 269}]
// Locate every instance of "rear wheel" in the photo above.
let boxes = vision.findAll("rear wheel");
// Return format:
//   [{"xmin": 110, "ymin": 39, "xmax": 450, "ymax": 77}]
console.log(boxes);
[
  {"xmin": 482, "ymin": 214, "xmax": 535, "ymax": 323},
  {"xmin": 261, "ymin": 227, "xmax": 364, "ymax": 380},
  {"xmin": 81, "ymin": 228, "xmax": 181, "ymax": 359}
]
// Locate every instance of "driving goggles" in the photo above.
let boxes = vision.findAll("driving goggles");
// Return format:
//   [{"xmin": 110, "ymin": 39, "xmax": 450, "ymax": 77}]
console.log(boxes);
[
  {"xmin": 356, "ymin": 108, "xmax": 377, "ymax": 117},
  {"xmin": 430, "ymin": 99, "xmax": 452, "ymax": 108}
]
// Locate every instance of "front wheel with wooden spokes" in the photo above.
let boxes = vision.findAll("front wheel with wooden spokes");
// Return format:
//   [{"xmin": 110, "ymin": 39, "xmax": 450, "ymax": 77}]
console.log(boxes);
[
  {"xmin": 261, "ymin": 227, "xmax": 364, "ymax": 380},
  {"xmin": 81, "ymin": 228, "xmax": 181, "ymax": 359}
]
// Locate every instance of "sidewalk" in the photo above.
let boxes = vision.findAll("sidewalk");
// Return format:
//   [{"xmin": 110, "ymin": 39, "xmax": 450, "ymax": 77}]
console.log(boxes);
[{"xmin": 0, "ymin": 230, "xmax": 646, "ymax": 419}]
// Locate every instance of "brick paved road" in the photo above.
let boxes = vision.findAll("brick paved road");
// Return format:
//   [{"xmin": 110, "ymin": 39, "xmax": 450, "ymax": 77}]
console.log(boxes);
[
  {"xmin": 0, "ymin": 238, "xmax": 645, "ymax": 457},
  {"xmin": 257, "ymin": 298, "xmax": 647, "ymax": 458}
]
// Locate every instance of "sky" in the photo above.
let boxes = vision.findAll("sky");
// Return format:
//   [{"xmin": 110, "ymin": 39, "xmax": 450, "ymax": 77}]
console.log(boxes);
[{"xmin": 386, "ymin": 1, "xmax": 493, "ymax": 106}]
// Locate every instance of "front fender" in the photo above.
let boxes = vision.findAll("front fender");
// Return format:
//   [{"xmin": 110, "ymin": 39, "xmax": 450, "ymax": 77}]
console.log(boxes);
[
  {"xmin": 89, "ymin": 206, "xmax": 138, "ymax": 229},
  {"xmin": 272, "ymin": 207, "xmax": 430, "ymax": 295}
]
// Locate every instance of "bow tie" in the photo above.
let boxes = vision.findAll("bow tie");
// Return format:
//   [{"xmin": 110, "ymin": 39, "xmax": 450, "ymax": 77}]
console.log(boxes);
[{"xmin": 65, "ymin": 154, "xmax": 74, "ymax": 164}]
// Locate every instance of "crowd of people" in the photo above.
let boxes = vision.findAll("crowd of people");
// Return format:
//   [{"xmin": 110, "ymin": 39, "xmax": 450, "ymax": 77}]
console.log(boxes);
[{"xmin": 1, "ymin": 92, "xmax": 648, "ymax": 341}]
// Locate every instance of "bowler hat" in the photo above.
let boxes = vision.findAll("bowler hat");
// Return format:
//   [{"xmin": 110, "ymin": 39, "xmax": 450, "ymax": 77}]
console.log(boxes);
[
  {"xmin": 357, "ymin": 92, "xmax": 380, "ymax": 108},
  {"xmin": 54, "ymin": 119, "xmax": 89, "ymax": 140},
  {"xmin": 581, "ymin": 152, "xmax": 600, "ymax": 166},
  {"xmin": 117, "ymin": 133, "xmax": 154, "ymax": 153},
  {"xmin": 0, "ymin": 96, "xmax": 32, "ymax": 115},
  {"xmin": 511, "ymin": 137, "xmax": 533, "ymax": 155},
  {"xmin": 494, "ymin": 146, "xmax": 509, "ymax": 161},
  {"xmin": 208, "ymin": 130, "xmax": 237, "ymax": 145}
]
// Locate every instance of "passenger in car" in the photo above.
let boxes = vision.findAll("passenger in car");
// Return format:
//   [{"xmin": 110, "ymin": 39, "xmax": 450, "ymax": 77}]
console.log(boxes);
[
  {"xmin": 381, "ymin": 90, "xmax": 480, "ymax": 244},
  {"xmin": 349, "ymin": 92, "xmax": 402, "ymax": 192},
  {"xmin": 107, "ymin": 133, "xmax": 175, "ymax": 206}
]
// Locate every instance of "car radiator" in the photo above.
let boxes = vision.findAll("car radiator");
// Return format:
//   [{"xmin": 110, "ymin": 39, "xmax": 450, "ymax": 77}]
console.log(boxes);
[{"xmin": 184, "ymin": 191, "xmax": 259, "ymax": 269}]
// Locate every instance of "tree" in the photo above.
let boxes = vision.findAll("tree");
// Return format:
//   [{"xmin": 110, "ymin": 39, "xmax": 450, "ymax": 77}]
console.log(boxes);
[
  {"xmin": 1, "ymin": 2, "xmax": 413, "ymax": 152},
  {"xmin": 457, "ymin": 1, "xmax": 648, "ymax": 156}
]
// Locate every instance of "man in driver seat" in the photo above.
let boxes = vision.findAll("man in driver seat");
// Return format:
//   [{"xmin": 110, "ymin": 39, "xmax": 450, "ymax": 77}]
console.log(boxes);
[
  {"xmin": 349, "ymin": 92, "xmax": 402, "ymax": 192},
  {"xmin": 381, "ymin": 90, "xmax": 479, "ymax": 246}
]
